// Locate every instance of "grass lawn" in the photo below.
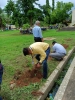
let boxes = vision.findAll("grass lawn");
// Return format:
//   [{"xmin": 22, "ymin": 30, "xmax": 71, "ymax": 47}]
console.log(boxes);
[{"xmin": 0, "ymin": 29, "xmax": 75, "ymax": 100}]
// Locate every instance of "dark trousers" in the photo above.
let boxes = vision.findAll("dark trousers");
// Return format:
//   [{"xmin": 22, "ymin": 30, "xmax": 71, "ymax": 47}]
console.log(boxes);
[
  {"xmin": 0, "ymin": 67, "xmax": 3, "ymax": 84},
  {"xmin": 0, "ymin": 97, "xmax": 2, "ymax": 100},
  {"xmin": 36, "ymin": 47, "xmax": 50, "ymax": 79},
  {"xmin": 34, "ymin": 37, "xmax": 42, "ymax": 42}
]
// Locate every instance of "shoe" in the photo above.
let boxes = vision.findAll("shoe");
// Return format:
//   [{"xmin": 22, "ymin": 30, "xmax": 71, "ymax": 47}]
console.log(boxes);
[
  {"xmin": 55, "ymin": 58, "xmax": 63, "ymax": 61},
  {"xmin": 0, "ymin": 85, "xmax": 1, "ymax": 91},
  {"xmin": 59, "ymin": 58, "xmax": 63, "ymax": 61},
  {"xmin": 43, "ymin": 76, "xmax": 47, "ymax": 79}
]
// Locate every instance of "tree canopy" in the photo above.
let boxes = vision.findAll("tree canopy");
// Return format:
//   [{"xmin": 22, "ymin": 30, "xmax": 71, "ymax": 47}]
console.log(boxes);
[{"xmin": 0, "ymin": 0, "xmax": 74, "ymax": 29}]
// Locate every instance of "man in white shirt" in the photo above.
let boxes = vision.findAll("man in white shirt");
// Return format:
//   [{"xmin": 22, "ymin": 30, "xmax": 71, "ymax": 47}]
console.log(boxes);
[{"xmin": 50, "ymin": 41, "xmax": 66, "ymax": 61}]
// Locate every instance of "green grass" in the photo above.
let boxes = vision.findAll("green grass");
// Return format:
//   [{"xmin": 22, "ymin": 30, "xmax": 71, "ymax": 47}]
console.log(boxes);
[{"xmin": 0, "ymin": 29, "xmax": 75, "ymax": 100}]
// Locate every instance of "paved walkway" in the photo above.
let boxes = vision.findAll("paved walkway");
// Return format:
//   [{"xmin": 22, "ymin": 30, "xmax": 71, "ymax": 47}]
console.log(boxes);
[
  {"xmin": 62, "ymin": 67, "xmax": 75, "ymax": 100},
  {"xmin": 54, "ymin": 57, "xmax": 75, "ymax": 100}
]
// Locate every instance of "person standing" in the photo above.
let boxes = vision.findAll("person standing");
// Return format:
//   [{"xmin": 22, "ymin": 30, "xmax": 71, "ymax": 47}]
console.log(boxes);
[
  {"xmin": 49, "ymin": 41, "xmax": 66, "ymax": 61},
  {"xmin": 23, "ymin": 42, "xmax": 50, "ymax": 79},
  {"xmin": 0, "ymin": 60, "xmax": 3, "ymax": 90},
  {"xmin": 32, "ymin": 20, "xmax": 43, "ymax": 42}
]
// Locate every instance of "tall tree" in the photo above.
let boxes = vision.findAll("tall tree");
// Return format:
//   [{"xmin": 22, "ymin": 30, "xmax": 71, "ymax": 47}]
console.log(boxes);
[
  {"xmin": 52, "ymin": 0, "xmax": 55, "ymax": 11},
  {"xmin": 11, "ymin": 2, "xmax": 23, "ymax": 27},
  {"xmin": 5, "ymin": 0, "xmax": 15, "ymax": 17},
  {"xmin": 4, "ymin": 0, "xmax": 15, "ymax": 25},
  {"xmin": 38, "ymin": 0, "xmax": 51, "ymax": 25},
  {"xmin": 16, "ymin": 0, "xmax": 39, "ymax": 25},
  {"xmin": 46, "ymin": 0, "xmax": 49, "ymax": 8},
  {"xmin": 0, "ymin": 8, "xmax": 3, "ymax": 14},
  {"xmin": 0, "ymin": 10, "xmax": 7, "ymax": 29},
  {"xmin": 44, "ymin": 0, "xmax": 51, "ymax": 24},
  {"xmin": 51, "ymin": 1, "xmax": 74, "ymax": 24}
]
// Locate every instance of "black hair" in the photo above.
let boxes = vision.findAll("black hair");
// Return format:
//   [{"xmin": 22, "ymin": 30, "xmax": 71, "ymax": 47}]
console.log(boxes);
[
  {"xmin": 23, "ymin": 48, "xmax": 29, "ymax": 56},
  {"xmin": 52, "ymin": 40, "xmax": 57, "ymax": 44}
]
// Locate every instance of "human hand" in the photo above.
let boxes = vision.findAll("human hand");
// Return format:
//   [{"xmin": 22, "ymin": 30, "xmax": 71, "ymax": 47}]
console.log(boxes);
[
  {"xmin": 36, "ymin": 63, "xmax": 41, "ymax": 68},
  {"xmin": 42, "ymin": 38, "xmax": 44, "ymax": 42}
]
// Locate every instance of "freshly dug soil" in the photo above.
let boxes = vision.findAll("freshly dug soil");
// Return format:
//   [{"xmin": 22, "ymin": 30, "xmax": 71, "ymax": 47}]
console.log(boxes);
[
  {"xmin": 62, "ymin": 44, "xmax": 69, "ymax": 49},
  {"xmin": 12, "ymin": 67, "xmax": 43, "ymax": 87},
  {"xmin": 10, "ymin": 42, "xmax": 69, "ymax": 88}
]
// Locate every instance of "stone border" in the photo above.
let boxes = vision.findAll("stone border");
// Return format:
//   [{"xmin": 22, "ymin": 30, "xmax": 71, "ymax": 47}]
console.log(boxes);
[
  {"xmin": 37, "ymin": 46, "xmax": 75, "ymax": 100},
  {"xmin": 54, "ymin": 54, "xmax": 75, "ymax": 100}
]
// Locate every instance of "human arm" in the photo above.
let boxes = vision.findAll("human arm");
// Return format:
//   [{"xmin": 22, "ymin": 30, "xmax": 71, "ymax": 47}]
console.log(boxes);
[
  {"xmin": 33, "ymin": 49, "xmax": 46, "ymax": 64},
  {"xmin": 51, "ymin": 45, "xmax": 56, "ymax": 53}
]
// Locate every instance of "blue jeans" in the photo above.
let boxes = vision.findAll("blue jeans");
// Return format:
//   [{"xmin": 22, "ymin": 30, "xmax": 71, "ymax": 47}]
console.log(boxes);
[
  {"xmin": 42, "ymin": 47, "xmax": 50, "ymax": 79},
  {"xmin": 0, "ymin": 97, "xmax": 2, "ymax": 100},
  {"xmin": 35, "ymin": 47, "xmax": 50, "ymax": 79},
  {"xmin": 0, "ymin": 67, "xmax": 3, "ymax": 84}
]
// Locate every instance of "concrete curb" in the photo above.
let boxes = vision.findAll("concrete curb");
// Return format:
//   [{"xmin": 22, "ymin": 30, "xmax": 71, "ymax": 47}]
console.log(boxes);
[
  {"xmin": 54, "ymin": 57, "xmax": 75, "ymax": 100},
  {"xmin": 37, "ymin": 46, "xmax": 75, "ymax": 100}
]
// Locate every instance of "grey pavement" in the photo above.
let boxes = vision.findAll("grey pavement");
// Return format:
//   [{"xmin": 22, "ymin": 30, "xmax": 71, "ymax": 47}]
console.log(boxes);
[
  {"xmin": 37, "ymin": 47, "xmax": 75, "ymax": 100},
  {"xmin": 54, "ymin": 57, "xmax": 75, "ymax": 100},
  {"xmin": 62, "ymin": 67, "xmax": 75, "ymax": 100}
]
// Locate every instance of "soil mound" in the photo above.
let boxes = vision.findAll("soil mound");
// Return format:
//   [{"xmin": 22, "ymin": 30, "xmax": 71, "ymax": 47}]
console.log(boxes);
[
  {"xmin": 62, "ymin": 44, "xmax": 69, "ymax": 49},
  {"xmin": 11, "ymin": 68, "xmax": 43, "ymax": 87}
]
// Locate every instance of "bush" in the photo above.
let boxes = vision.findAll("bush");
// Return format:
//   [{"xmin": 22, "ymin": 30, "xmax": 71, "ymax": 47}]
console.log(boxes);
[{"xmin": 22, "ymin": 23, "xmax": 30, "ymax": 30}]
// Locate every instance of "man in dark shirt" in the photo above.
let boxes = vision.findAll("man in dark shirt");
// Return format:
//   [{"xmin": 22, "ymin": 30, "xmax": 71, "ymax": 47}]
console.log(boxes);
[{"xmin": 0, "ymin": 60, "xmax": 3, "ymax": 90}]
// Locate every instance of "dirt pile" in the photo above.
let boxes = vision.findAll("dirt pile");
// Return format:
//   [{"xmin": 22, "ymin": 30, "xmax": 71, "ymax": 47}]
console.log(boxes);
[
  {"xmin": 11, "ymin": 68, "xmax": 43, "ymax": 87},
  {"xmin": 62, "ymin": 44, "xmax": 69, "ymax": 49}
]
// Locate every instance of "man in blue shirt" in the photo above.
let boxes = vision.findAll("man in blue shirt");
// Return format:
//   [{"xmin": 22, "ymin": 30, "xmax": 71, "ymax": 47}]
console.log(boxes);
[{"xmin": 32, "ymin": 20, "xmax": 43, "ymax": 42}]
